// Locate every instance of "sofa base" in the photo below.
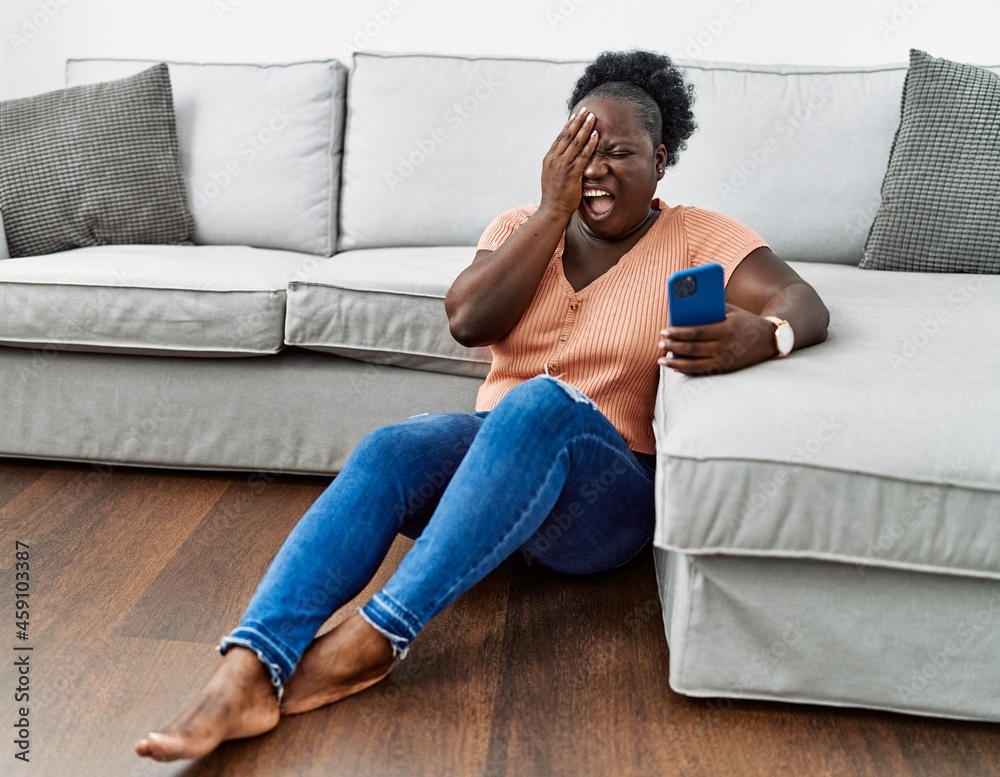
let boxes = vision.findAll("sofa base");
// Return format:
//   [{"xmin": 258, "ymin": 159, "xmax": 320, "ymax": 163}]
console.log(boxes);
[
  {"xmin": 655, "ymin": 547, "xmax": 1000, "ymax": 722},
  {"xmin": 0, "ymin": 345, "xmax": 481, "ymax": 475}
]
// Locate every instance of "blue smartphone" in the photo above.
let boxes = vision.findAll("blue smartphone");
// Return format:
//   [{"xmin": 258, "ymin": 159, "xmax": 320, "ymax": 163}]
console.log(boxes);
[{"xmin": 667, "ymin": 263, "xmax": 726, "ymax": 327}]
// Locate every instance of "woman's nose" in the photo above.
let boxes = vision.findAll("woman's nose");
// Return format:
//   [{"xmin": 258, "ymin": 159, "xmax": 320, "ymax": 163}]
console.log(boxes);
[{"xmin": 583, "ymin": 153, "xmax": 607, "ymax": 179}]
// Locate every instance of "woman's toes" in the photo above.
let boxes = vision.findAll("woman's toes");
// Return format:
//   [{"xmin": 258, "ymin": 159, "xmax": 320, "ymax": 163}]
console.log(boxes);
[
  {"xmin": 133, "ymin": 649, "xmax": 281, "ymax": 762},
  {"xmin": 134, "ymin": 732, "xmax": 183, "ymax": 761}
]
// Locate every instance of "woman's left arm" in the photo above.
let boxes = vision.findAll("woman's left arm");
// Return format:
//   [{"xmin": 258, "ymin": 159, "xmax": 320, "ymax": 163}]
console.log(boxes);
[{"xmin": 659, "ymin": 246, "xmax": 830, "ymax": 375}]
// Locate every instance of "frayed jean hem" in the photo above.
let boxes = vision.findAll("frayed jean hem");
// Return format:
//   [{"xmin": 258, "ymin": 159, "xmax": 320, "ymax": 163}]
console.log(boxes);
[
  {"xmin": 358, "ymin": 595, "xmax": 418, "ymax": 659},
  {"xmin": 217, "ymin": 629, "xmax": 291, "ymax": 704}
]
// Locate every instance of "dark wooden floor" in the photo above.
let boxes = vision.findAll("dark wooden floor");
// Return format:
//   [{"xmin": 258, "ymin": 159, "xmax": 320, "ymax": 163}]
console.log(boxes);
[{"xmin": 0, "ymin": 457, "xmax": 997, "ymax": 777}]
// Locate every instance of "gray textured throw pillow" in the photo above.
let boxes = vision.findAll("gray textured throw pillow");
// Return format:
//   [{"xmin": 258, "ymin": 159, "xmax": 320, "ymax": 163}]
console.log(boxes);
[
  {"xmin": 0, "ymin": 63, "xmax": 193, "ymax": 257},
  {"xmin": 862, "ymin": 50, "xmax": 1000, "ymax": 274}
]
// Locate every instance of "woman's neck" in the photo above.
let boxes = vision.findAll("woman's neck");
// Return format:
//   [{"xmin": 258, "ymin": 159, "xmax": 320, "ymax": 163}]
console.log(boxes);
[{"xmin": 572, "ymin": 204, "xmax": 660, "ymax": 246}]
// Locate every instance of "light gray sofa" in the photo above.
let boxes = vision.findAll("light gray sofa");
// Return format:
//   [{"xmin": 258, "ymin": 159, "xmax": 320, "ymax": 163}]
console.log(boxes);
[{"xmin": 1, "ymin": 51, "xmax": 997, "ymax": 722}]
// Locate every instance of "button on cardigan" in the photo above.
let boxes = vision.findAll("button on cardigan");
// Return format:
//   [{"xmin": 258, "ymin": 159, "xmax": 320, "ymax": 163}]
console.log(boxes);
[{"xmin": 473, "ymin": 199, "xmax": 768, "ymax": 454}]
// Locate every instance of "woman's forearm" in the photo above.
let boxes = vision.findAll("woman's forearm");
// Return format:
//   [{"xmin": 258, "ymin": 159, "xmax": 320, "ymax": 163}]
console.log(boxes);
[
  {"xmin": 445, "ymin": 205, "xmax": 571, "ymax": 347},
  {"xmin": 759, "ymin": 281, "xmax": 830, "ymax": 353},
  {"xmin": 660, "ymin": 270, "xmax": 830, "ymax": 375}
]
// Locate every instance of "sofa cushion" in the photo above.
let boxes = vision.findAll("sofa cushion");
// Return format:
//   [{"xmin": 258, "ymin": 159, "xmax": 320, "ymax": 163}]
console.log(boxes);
[
  {"xmin": 338, "ymin": 52, "xmax": 972, "ymax": 265},
  {"xmin": 65, "ymin": 58, "xmax": 348, "ymax": 257},
  {"xmin": 668, "ymin": 60, "xmax": 912, "ymax": 265},
  {"xmin": 0, "ymin": 346, "xmax": 482, "ymax": 474},
  {"xmin": 653, "ymin": 261, "xmax": 1000, "ymax": 580},
  {"xmin": 285, "ymin": 246, "xmax": 491, "ymax": 377},
  {"xmin": 862, "ymin": 50, "xmax": 1000, "ymax": 274},
  {"xmin": 339, "ymin": 52, "xmax": 585, "ymax": 252},
  {"xmin": 0, "ymin": 245, "xmax": 323, "ymax": 356},
  {"xmin": 0, "ymin": 64, "xmax": 193, "ymax": 258}
]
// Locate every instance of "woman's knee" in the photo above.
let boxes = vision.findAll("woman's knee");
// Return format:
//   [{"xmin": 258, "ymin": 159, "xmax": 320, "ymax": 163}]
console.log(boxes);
[
  {"xmin": 494, "ymin": 375, "xmax": 598, "ymax": 426},
  {"xmin": 351, "ymin": 422, "xmax": 408, "ymax": 470},
  {"xmin": 352, "ymin": 416, "xmax": 434, "ymax": 472},
  {"xmin": 351, "ymin": 413, "xmax": 478, "ymax": 478}
]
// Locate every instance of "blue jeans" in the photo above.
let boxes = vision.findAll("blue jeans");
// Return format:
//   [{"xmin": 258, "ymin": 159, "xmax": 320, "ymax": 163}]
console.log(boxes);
[{"xmin": 218, "ymin": 376, "xmax": 656, "ymax": 700}]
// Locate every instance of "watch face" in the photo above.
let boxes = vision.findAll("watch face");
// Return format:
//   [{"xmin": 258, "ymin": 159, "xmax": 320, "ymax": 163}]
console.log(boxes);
[{"xmin": 776, "ymin": 323, "xmax": 794, "ymax": 355}]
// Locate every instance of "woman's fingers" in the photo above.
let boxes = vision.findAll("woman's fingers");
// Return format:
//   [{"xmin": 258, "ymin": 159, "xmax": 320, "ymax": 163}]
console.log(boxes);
[
  {"xmin": 658, "ymin": 336, "xmax": 719, "ymax": 359},
  {"xmin": 570, "ymin": 113, "xmax": 597, "ymax": 158},
  {"xmin": 658, "ymin": 321, "xmax": 730, "ymax": 366},
  {"xmin": 548, "ymin": 109, "xmax": 583, "ymax": 154},
  {"xmin": 657, "ymin": 355, "xmax": 727, "ymax": 375},
  {"xmin": 578, "ymin": 125, "xmax": 599, "ymax": 163},
  {"xmin": 657, "ymin": 309, "xmax": 768, "ymax": 374},
  {"xmin": 659, "ymin": 320, "xmax": 730, "ymax": 343},
  {"xmin": 540, "ymin": 109, "xmax": 598, "ymax": 215},
  {"xmin": 552, "ymin": 108, "xmax": 595, "ymax": 156}
]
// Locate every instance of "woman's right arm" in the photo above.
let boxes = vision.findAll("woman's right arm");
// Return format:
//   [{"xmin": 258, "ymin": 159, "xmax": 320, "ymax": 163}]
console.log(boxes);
[{"xmin": 445, "ymin": 108, "xmax": 598, "ymax": 348}]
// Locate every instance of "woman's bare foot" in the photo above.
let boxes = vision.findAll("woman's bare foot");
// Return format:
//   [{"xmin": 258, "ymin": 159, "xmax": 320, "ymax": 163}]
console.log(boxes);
[
  {"xmin": 280, "ymin": 613, "xmax": 396, "ymax": 715},
  {"xmin": 133, "ymin": 646, "xmax": 280, "ymax": 762}
]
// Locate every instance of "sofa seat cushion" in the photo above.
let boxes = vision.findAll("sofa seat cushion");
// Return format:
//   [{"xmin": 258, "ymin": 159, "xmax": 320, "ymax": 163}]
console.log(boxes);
[
  {"xmin": 654, "ymin": 261, "xmax": 1000, "ymax": 579},
  {"xmin": 285, "ymin": 246, "xmax": 491, "ymax": 378},
  {"xmin": 0, "ymin": 244, "xmax": 318, "ymax": 356}
]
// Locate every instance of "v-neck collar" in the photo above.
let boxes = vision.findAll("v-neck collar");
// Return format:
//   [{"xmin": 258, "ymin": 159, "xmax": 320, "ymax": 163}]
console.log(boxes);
[{"xmin": 554, "ymin": 199, "xmax": 664, "ymax": 299}]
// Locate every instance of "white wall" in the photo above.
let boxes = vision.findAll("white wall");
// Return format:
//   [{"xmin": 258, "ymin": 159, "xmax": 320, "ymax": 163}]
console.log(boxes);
[{"xmin": 1, "ymin": 0, "xmax": 999, "ymax": 99}]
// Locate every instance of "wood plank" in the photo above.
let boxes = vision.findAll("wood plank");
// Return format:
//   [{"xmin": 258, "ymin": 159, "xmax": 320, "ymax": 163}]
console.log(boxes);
[
  {"xmin": 0, "ymin": 457, "xmax": 49, "ymax": 510},
  {"xmin": 29, "ymin": 636, "xmax": 213, "ymax": 777},
  {"xmin": 187, "ymin": 545, "xmax": 514, "ymax": 777},
  {"xmin": 117, "ymin": 467, "xmax": 511, "ymax": 777},
  {"xmin": 483, "ymin": 550, "xmax": 1000, "ymax": 777},
  {"xmin": 1, "ymin": 458, "xmax": 999, "ymax": 777},
  {"xmin": 485, "ymin": 548, "xmax": 683, "ymax": 776},
  {"xmin": 116, "ymin": 472, "xmax": 329, "ymax": 642},
  {"xmin": 0, "ymin": 466, "xmax": 230, "ymax": 646}
]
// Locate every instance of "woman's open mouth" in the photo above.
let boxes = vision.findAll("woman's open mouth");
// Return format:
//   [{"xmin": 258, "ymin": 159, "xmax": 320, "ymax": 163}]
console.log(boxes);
[{"xmin": 582, "ymin": 187, "xmax": 615, "ymax": 220}]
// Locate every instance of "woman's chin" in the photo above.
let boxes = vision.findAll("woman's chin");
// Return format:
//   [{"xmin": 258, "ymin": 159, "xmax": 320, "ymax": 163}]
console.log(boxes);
[
  {"xmin": 577, "ymin": 202, "xmax": 618, "ymax": 235},
  {"xmin": 580, "ymin": 197, "xmax": 615, "ymax": 221}
]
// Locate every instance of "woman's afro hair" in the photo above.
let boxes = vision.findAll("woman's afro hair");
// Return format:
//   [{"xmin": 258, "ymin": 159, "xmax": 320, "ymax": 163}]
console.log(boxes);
[{"xmin": 568, "ymin": 50, "xmax": 696, "ymax": 168}]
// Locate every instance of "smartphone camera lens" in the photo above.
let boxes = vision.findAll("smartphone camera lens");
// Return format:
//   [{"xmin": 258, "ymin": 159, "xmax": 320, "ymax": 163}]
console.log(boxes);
[{"xmin": 674, "ymin": 275, "xmax": 697, "ymax": 299}]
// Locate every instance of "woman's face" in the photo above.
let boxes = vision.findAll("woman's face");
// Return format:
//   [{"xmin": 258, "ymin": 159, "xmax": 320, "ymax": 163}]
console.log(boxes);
[{"xmin": 571, "ymin": 95, "xmax": 667, "ymax": 240}]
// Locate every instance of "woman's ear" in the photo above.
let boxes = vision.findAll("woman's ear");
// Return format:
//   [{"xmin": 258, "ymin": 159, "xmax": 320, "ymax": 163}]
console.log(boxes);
[{"xmin": 655, "ymin": 144, "xmax": 668, "ymax": 175}]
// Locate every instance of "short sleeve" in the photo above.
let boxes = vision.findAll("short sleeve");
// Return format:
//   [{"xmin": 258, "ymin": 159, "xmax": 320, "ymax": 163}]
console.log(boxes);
[
  {"xmin": 476, "ymin": 205, "xmax": 538, "ymax": 252},
  {"xmin": 682, "ymin": 207, "xmax": 769, "ymax": 286}
]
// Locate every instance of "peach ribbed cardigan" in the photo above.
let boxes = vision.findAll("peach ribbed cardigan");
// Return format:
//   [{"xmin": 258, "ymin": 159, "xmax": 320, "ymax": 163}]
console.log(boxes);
[{"xmin": 473, "ymin": 199, "xmax": 768, "ymax": 454}]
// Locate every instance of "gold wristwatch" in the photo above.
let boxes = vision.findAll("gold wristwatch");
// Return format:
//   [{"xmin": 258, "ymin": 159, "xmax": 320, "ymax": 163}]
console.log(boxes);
[{"xmin": 764, "ymin": 316, "xmax": 794, "ymax": 358}]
